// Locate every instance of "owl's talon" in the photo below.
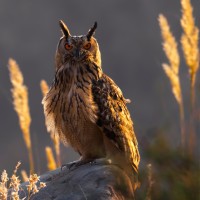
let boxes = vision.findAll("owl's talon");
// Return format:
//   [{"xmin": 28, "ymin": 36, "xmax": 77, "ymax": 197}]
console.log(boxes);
[
  {"xmin": 61, "ymin": 158, "xmax": 96, "ymax": 171},
  {"xmin": 89, "ymin": 160, "xmax": 97, "ymax": 165},
  {"xmin": 92, "ymin": 158, "xmax": 112, "ymax": 165},
  {"xmin": 61, "ymin": 161, "xmax": 79, "ymax": 171},
  {"xmin": 61, "ymin": 165, "xmax": 66, "ymax": 171}
]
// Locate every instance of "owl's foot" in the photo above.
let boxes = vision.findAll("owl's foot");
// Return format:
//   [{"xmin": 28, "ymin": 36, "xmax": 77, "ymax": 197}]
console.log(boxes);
[
  {"xmin": 93, "ymin": 158, "xmax": 112, "ymax": 165},
  {"xmin": 61, "ymin": 158, "xmax": 96, "ymax": 171}
]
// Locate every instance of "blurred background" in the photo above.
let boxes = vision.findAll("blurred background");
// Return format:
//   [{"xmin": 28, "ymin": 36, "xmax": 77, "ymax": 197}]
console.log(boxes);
[{"xmin": 0, "ymin": 0, "xmax": 199, "ymax": 198}]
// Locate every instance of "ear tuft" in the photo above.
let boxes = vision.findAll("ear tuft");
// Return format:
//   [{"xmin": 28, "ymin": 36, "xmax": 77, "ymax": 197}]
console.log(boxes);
[
  {"xmin": 87, "ymin": 21, "xmax": 97, "ymax": 40},
  {"xmin": 59, "ymin": 20, "xmax": 71, "ymax": 38}
]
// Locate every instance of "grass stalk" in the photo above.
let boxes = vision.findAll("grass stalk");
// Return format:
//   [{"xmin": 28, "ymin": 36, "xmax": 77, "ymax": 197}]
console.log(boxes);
[
  {"xmin": 28, "ymin": 147, "xmax": 34, "ymax": 174},
  {"xmin": 21, "ymin": 170, "xmax": 29, "ymax": 182},
  {"xmin": 179, "ymin": 99, "xmax": 186, "ymax": 151},
  {"xmin": 40, "ymin": 80, "xmax": 61, "ymax": 167},
  {"xmin": 180, "ymin": 0, "xmax": 199, "ymax": 155},
  {"xmin": 8, "ymin": 58, "xmax": 34, "ymax": 174},
  {"xmin": 159, "ymin": 15, "xmax": 186, "ymax": 150},
  {"xmin": 145, "ymin": 164, "xmax": 154, "ymax": 200},
  {"xmin": 45, "ymin": 146, "xmax": 57, "ymax": 171}
]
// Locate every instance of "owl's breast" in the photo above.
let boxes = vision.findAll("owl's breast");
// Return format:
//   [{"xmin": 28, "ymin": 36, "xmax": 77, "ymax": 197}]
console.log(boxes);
[
  {"xmin": 43, "ymin": 63, "xmax": 102, "ymax": 147},
  {"xmin": 68, "ymin": 80, "xmax": 98, "ymax": 122}
]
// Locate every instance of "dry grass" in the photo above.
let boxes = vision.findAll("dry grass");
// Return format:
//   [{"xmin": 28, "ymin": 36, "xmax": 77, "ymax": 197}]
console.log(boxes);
[
  {"xmin": 40, "ymin": 80, "xmax": 61, "ymax": 166},
  {"xmin": 9, "ymin": 162, "xmax": 21, "ymax": 200},
  {"xmin": 181, "ymin": 0, "xmax": 199, "ymax": 97},
  {"xmin": 159, "ymin": 15, "xmax": 180, "ymax": 77},
  {"xmin": 145, "ymin": 164, "xmax": 154, "ymax": 200},
  {"xmin": 159, "ymin": 0, "xmax": 199, "ymax": 154},
  {"xmin": 45, "ymin": 146, "xmax": 57, "ymax": 171},
  {"xmin": 7, "ymin": 60, "xmax": 62, "ymax": 176},
  {"xmin": 158, "ymin": 15, "xmax": 185, "ymax": 150},
  {"xmin": 180, "ymin": 0, "xmax": 199, "ymax": 154},
  {"xmin": 27, "ymin": 174, "xmax": 46, "ymax": 199},
  {"xmin": 21, "ymin": 170, "xmax": 28, "ymax": 182},
  {"xmin": 0, "ymin": 162, "xmax": 46, "ymax": 200},
  {"xmin": 8, "ymin": 59, "xmax": 34, "ymax": 174},
  {"xmin": 0, "ymin": 170, "xmax": 9, "ymax": 200}
]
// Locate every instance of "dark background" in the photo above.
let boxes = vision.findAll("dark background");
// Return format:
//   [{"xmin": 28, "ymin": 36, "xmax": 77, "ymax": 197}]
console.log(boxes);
[{"xmin": 0, "ymin": 0, "xmax": 199, "ymax": 174}]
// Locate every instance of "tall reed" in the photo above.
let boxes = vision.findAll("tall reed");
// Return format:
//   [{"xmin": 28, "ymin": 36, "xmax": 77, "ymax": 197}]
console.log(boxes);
[
  {"xmin": 8, "ymin": 59, "xmax": 34, "ymax": 174},
  {"xmin": 40, "ymin": 80, "xmax": 61, "ymax": 166},
  {"xmin": 159, "ymin": 15, "xmax": 185, "ymax": 150},
  {"xmin": 45, "ymin": 147, "xmax": 57, "ymax": 171},
  {"xmin": 180, "ymin": 0, "xmax": 199, "ymax": 154}
]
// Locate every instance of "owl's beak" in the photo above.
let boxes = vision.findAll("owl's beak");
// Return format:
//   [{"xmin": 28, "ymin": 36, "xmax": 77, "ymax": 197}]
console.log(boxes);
[
  {"xmin": 74, "ymin": 49, "xmax": 82, "ymax": 58},
  {"xmin": 59, "ymin": 20, "xmax": 71, "ymax": 38}
]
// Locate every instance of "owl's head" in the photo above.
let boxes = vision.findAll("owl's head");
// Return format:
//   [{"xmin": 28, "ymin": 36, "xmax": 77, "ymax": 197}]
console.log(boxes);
[{"xmin": 55, "ymin": 20, "xmax": 101, "ymax": 69}]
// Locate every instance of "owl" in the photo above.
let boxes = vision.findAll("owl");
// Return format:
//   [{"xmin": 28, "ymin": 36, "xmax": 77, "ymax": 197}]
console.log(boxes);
[{"xmin": 42, "ymin": 20, "xmax": 140, "ymax": 177}]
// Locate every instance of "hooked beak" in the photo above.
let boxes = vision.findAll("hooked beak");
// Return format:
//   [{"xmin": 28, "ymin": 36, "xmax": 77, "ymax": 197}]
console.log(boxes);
[{"xmin": 74, "ymin": 49, "xmax": 81, "ymax": 58}]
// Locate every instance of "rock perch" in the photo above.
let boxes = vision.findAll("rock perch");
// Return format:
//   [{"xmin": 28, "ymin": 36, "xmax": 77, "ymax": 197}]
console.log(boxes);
[{"xmin": 18, "ymin": 159, "xmax": 137, "ymax": 200}]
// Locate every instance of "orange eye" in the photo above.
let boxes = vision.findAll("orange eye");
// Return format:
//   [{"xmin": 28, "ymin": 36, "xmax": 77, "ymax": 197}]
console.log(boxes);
[
  {"xmin": 83, "ymin": 42, "xmax": 91, "ymax": 50},
  {"xmin": 65, "ymin": 43, "xmax": 73, "ymax": 50}
]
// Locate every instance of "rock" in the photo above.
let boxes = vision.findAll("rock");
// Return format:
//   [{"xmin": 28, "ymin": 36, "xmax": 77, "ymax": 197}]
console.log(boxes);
[{"xmin": 18, "ymin": 159, "xmax": 137, "ymax": 200}]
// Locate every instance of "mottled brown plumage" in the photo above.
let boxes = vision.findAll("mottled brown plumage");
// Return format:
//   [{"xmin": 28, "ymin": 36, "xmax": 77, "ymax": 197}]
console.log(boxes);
[{"xmin": 42, "ymin": 21, "xmax": 140, "ymax": 175}]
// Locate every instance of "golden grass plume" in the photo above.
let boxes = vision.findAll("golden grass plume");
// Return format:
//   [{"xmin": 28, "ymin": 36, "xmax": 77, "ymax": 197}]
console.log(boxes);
[
  {"xmin": 181, "ymin": 0, "xmax": 199, "ymax": 91},
  {"xmin": 180, "ymin": 0, "xmax": 199, "ymax": 155},
  {"xmin": 159, "ymin": 15, "xmax": 185, "ymax": 149},
  {"xmin": 41, "ymin": 80, "xmax": 61, "ymax": 167},
  {"xmin": 40, "ymin": 80, "xmax": 49, "ymax": 98},
  {"xmin": 21, "ymin": 170, "xmax": 29, "ymax": 182},
  {"xmin": 9, "ymin": 162, "xmax": 21, "ymax": 200},
  {"xmin": 27, "ymin": 174, "xmax": 46, "ymax": 198},
  {"xmin": 45, "ymin": 146, "xmax": 57, "ymax": 171},
  {"xmin": 0, "ymin": 170, "xmax": 9, "ymax": 200},
  {"xmin": 158, "ymin": 15, "xmax": 183, "ymax": 105},
  {"xmin": 8, "ymin": 58, "xmax": 34, "ymax": 173},
  {"xmin": 8, "ymin": 59, "xmax": 31, "ymax": 149},
  {"xmin": 159, "ymin": 15, "xmax": 180, "ymax": 75}
]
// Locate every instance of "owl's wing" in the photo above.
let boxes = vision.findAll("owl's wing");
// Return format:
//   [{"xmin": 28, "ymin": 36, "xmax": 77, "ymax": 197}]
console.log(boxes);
[{"xmin": 92, "ymin": 73, "xmax": 140, "ymax": 171}]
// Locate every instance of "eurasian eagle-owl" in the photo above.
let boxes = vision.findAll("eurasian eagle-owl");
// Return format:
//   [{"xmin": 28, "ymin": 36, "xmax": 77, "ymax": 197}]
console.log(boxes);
[{"xmin": 42, "ymin": 20, "xmax": 140, "ymax": 176}]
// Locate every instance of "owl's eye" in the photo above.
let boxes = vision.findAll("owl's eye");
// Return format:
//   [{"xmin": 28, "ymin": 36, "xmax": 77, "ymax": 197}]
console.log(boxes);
[
  {"xmin": 83, "ymin": 42, "xmax": 91, "ymax": 50},
  {"xmin": 65, "ymin": 43, "xmax": 73, "ymax": 50}
]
